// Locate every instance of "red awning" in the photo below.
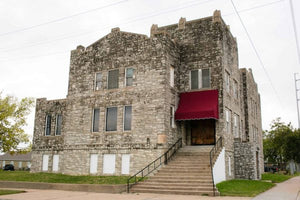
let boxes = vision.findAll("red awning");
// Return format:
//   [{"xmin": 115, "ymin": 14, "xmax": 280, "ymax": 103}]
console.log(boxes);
[{"xmin": 175, "ymin": 90, "xmax": 219, "ymax": 120}]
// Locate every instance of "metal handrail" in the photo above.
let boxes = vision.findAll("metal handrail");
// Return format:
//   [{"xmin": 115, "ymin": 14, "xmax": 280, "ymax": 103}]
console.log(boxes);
[
  {"xmin": 209, "ymin": 136, "xmax": 223, "ymax": 196},
  {"xmin": 127, "ymin": 138, "xmax": 182, "ymax": 193}
]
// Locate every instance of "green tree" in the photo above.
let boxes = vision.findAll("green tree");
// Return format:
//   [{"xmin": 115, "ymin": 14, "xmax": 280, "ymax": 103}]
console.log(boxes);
[
  {"xmin": 0, "ymin": 93, "xmax": 34, "ymax": 153},
  {"xmin": 263, "ymin": 118, "xmax": 293, "ymax": 166},
  {"xmin": 283, "ymin": 130, "xmax": 300, "ymax": 163}
]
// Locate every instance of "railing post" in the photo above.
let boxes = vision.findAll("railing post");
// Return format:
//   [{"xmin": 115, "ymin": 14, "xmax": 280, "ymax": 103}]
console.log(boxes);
[{"xmin": 127, "ymin": 179, "xmax": 129, "ymax": 193}]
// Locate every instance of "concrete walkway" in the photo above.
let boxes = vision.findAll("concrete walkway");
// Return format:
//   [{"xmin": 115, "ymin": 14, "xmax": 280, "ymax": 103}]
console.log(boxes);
[
  {"xmin": 252, "ymin": 176, "xmax": 300, "ymax": 200},
  {"xmin": 0, "ymin": 189, "xmax": 250, "ymax": 200}
]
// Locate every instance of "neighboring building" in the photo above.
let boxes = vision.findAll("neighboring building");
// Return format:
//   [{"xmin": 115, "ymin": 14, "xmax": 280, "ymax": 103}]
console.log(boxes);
[
  {"xmin": 31, "ymin": 10, "xmax": 263, "ymax": 181},
  {"xmin": 0, "ymin": 152, "xmax": 32, "ymax": 170}
]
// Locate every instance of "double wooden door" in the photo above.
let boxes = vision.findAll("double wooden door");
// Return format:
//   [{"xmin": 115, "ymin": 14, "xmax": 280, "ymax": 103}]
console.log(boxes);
[{"xmin": 191, "ymin": 119, "xmax": 215, "ymax": 145}]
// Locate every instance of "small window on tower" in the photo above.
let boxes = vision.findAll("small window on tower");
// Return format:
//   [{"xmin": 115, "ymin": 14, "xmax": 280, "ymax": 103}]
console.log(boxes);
[
  {"xmin": 125, "ymin": 68, "xmax": 134, "ymax": 86},
  {"xmin": 95, "ymin": 73, "xmax": 102, "ymax": 90}
]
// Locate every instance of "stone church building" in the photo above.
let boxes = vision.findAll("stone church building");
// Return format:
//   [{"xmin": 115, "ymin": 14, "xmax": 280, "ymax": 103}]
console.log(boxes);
[{"xmin": 31, "ymin": 11, "xmax": 263, "ymax": 183}]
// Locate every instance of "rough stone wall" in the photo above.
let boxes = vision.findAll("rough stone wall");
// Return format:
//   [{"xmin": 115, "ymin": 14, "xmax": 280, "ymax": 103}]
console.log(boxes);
[
  {"xmin": 240, "ymin": 68, "xmax": 264, "ymax": 178},
  {"xmin": 234, "ymin": 142, "xmax": 257, "ymax": 179},
  {"xmin": 31, "ymin": 11, "xmax": 263, "ymax": 178}
]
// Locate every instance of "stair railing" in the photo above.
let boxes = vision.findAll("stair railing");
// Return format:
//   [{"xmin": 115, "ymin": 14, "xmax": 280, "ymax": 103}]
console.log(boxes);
[
  {"xmin": 209, "ymin": 136, "xmax": 223, "ymax": 196},
  {"xmin": 127, "ymin": 138, "xmax": 182, "ymax": 193}
]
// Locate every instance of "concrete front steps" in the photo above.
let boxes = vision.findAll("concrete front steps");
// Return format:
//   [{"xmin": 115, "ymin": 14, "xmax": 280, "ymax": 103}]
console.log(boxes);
[{"xmin": 131, "ymin": 146, "xmax": 219, "ymax": 196}]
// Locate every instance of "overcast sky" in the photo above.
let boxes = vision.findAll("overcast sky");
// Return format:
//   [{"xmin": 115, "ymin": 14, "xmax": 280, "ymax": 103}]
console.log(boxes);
[{"xmin": 1, "ymin": 0, "xmax": 300, "ymax": 140}]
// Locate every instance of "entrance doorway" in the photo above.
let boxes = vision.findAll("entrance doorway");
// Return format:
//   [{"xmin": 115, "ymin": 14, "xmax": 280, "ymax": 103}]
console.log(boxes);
[{"xmin": 191, "ymin": 119, "xmax": 215, "ymax": 145}]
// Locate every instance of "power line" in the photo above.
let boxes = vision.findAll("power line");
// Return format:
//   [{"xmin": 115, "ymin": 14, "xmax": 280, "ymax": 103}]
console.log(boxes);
[
  {"xmin": 0, "ymin": 0, "xmax": 285, "ymax": 54},
  {"xmin": 0, "ymin": 0, "xmax": 128, "ymax": 37},
  {"xmin": 289, "ymin": 0, "xmax": 300, "ymax": 64},
  {"xmin": 229, "ymin": 0, "xmax": 283, "ymax": 108}
]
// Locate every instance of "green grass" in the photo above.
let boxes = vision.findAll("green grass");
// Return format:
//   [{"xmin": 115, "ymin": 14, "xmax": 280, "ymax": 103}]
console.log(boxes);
[
  {"xmin": 216, "ymin": 179, "xmax": 275, "ymax": 197},
  {"xmin": 0, "ymin": 171, "xmax": 143, "ymax": 185},
  {"xmin": 0, "ymin": 189, "xmax": 25, "ymax": 196},
  {"xmin": 262, "ymin": 173, "xmax": 294, "ymax": 183}
]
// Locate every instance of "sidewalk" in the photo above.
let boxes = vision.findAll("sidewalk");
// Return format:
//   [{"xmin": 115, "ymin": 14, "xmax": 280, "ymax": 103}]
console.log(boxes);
[
  {"xmin": 252, "ymin": 176, "xmax": 300, "ymax": 200},
  {"xmin": 0, "ymin": 189, "xmax": 250, "ymax": 200}
]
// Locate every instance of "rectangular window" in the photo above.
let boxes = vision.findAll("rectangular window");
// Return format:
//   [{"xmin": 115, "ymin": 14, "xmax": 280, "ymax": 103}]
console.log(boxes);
[
  {"xmin": 170, "ymin": 106, "xmax": 175, "ymax": 128},
  {"xmin": 95, "ymin": 72, "xmax": 102, "ymax": 90},
  {"xmin": 108, "ymin": 69, "xmax": 119, "ymax": 89},
  {"xmin": 52, "ymin": 155, "xmax": 59, "ymax": 172},
  {"xmin": 103, "ymin": 154, "xmax": 116, "ymax": 174},
  {"xmin": 27, "ymin": 162, "xmax": 31, "ymax": 168},
  {"xmin": 233, "ymin": 80, "xmax": 238, "ymax": 98},
  {"xmin": 90, "ymin": 154, "xmax": 98, "ymax": 174},
  {"xmin": 234, "ymin": 115, "xmax": 239, "ymax": 138},
  {"xmin": 125, "ymin": 68, "xmax": 133, "ymax": 86},
  {"xmin": 55, "ymin": 114, "xmax": 62, "ymax": 135},
  {"xmin": 18, "ymin": 162, "xmax": 22, "ymax": 169},
  {"xmin": 170, "ymin": 66, "xmax": 174, "ymax": 87},
  {"xmin": 124, "ymin": 106, "xmax": 132, "ymax": 131},
  {"xmin": 121, "ymin": 154, "xmax": 130, "ymax": 174},
  {"xmin": 202, "ymin": 68, "xmax": 210, "ymax": 88},
  {"xmin": 45, "ymin": 115, "xmax": 51, "ymax": 136},
  {"xmin": 190, "ymin": 69, "xmax": 210, "ymax": 89},
  {"xmin": 191, "ymin": 70, "xmax": 199, "ymax": 89},
  {"xmin": 225, "ymin": 71, "xmax": 230, "ymax": 92},
  {"xmin": 2, "ymin": 161, "xmax": 5, "ymax": 167},
  {"xmin": 106, "ymin": 107, "xmax": 117, "ymax": 131},
  {"xmin": 42, "ymin": 155, "xmax": 49, "ymax": 171},
  {"xmin": 92, "ymin": 108, "xmax": 100, "ymax": 132},
  {"xmin": 225, "ymin": 109, "xmax": 231, "ymax": 134}
]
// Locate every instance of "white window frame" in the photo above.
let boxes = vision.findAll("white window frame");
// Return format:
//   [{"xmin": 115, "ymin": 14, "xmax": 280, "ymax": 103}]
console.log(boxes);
[
  {"xmin": 190, "ymin": 69, "xmax": 210, "ymax": 89},
  {"xmin": 170, "ymin": 106, "xmax": 175, "ymax": 128},
  {"xmin": 52, "ymin": 155, "xmax": 59, "ymax": 172},
  {"xmin": 103, "ymin": 154, "xmax": 116, "ymax": 174},
  {"xmin": 225, "ymin": 109, "xmax": 231, "ymax": 134},
  {"xmin": 234, "ymin": 114, "xmax": 239, "ymax": 138},
  {"xmin": 125, "ymin": 68, "xmax": 134, "ymax": 87},
  {"xmin": 18, "ymin": 161, "xmax": 22, "ymax": 169},
  {"xmin": 94, "ymin": 72, "xmax": 102, "ymax": 90},
  {"xmin": 121, "ymin": 154, "xmax": 130, "ymax": 175},
  {"xmin": 123, "ymin": 105, "xmax": 132, "ymax": 131},
  {"xmin": 170, "ymin": 66, "xmax": 174, "ymax": 87}
]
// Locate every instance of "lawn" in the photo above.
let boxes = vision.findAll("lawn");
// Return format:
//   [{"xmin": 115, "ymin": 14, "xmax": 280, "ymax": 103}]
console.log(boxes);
[
  {"xmin": 0, "ymin": 189, "xmax": 25, "ymax": 196},
  {"xmin": 262, "ymin": 173, "xmax": 294, "ymax": 183},
  {"xmin": 216, "ymin": 179, "xmax": 275, "ymax": 197},
  {"xmin": 0, "ymin": 171, "xmax": 138, "ymax": 184}
]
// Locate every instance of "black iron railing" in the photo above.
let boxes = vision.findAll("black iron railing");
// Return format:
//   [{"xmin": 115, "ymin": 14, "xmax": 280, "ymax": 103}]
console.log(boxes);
[
  {"xmin": 209, "ymin": 136, "xmax": 223, "ymax": 196},
  {"xmin": 127, "ymin": 138, "xmax": 182, "ymax": 193}
]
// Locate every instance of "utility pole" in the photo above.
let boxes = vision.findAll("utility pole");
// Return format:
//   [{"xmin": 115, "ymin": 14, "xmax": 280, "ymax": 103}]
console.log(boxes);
[{"xmin": 294, "ymin": 73, "xmax": 300, "ymax": 128}]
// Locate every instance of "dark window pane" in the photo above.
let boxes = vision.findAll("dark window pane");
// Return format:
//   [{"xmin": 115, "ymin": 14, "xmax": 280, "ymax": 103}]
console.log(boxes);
[
  {"xmin": 55, "ymin": 114, "xmax": 62, "ymax": 135},
  {"xmin": 106, "ymin": 107, "xmax": 117, "ymax": 131},
  {"xmin": 95, "ymin": 73, "xmax": 101, "ymax": 90},
  {"xmin": 202, "ymin": 69, "xmax": 210, "ymax": 88},
  {"xmin": 108, "ymin": 69, "xmax": 119, "ymax": 89},
  {"xmin": 45, "ymin": 115, "xmax": 51, "ymax": 136},
  {"xmin": 191, "ymin": 70, "xmax": 198, "ymax": 89},
  {"xmin": 124, "ymin": 106, "xmax": 132, "ymax": 131},
  {"xmin": 93, "ymin": 108, "xmax": 100, "ymax": 132},
  {"xmin": 126, "ymin": 68, "xmax": 133, "ymax": 86}
]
